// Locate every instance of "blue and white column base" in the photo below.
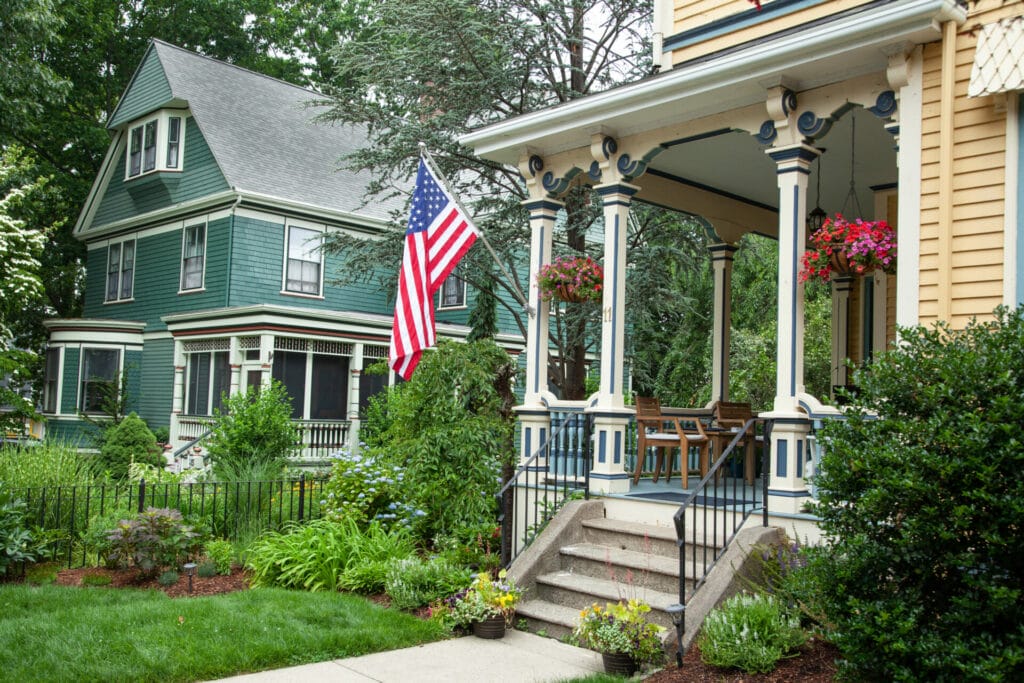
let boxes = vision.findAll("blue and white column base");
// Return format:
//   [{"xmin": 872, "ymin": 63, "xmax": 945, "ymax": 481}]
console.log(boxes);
[{"xmin": 587, "ymin": 408, "xmax": 633, "ymax": 494}]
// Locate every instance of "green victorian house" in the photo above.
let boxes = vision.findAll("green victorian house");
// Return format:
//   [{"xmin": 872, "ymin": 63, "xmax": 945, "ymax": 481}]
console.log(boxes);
[{"xmin": 41, "ymin": 40, "xmax": 523, "ymax": 462}]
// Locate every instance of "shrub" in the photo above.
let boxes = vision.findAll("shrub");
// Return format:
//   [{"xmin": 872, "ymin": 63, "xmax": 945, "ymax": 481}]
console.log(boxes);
[
  {"xmin": 336, "ymin": 522, "xmax": 416, "ymax": 594},
  {"xmin": 203, "ymin": 539, "xmax": 234, "ymax": 575},
  {"xmin": 376, "ymin": 340, "xmax": 516, "ymax": 541},
  {"xmin": 98, "ymin": 413, "xmax": 163, "ymax": 479},
  {"xmin": 698, "ymin": 593, "xmax": 806, "ymax": 674},
  {"xmin": 385, "ymin": 556, "xmax": 472, "ymax": 611},
  {"xmin": 808, "ymin": 306, "xmax": 1024, "ymax": 681},
  {"xmin": 81, "ymin": 507, "xmax": 134, "ymax": 568},
  {"xmin": 245, "ymin": 518, "xmax": 351, "ymax": 591},
  {"xmin": 157, "ymin": 570, "xmax": 179, "ymax": 587},
  {"xmin": 206, "ymin": 382, "xmax": 297, "ymax": 477},
  {"xmin": 321, "ymin": 447, "xmax": 409, "ymax": 528},
  {"xmin": 0, "ymin": 486, "xmax": 36, "ymax": 575},
  {"xmin": 105, "ymin": 507, "xmax": 205, "ymax": 577},
  {"xmin": 197, "ymin": 561, "xmax": 218, "ymax": 578}
]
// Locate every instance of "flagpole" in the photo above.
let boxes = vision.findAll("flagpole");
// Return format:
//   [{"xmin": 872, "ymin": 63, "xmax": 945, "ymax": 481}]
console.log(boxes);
[{"xmin": 418, "ymin": 143, "xmax": 533, "ymax": 315}]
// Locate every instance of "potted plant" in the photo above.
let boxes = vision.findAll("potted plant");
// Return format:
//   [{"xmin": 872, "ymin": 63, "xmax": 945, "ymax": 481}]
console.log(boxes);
[
  {"xmin": 800, "ymin": 214, "xmax": 897, "ymax": 283},
  {"xmin": 449, "ymin": 569, "xmax": 523, "ymax": 639},
  {"xmin": 536, "ymin": 256, "xmax": 604, "ymax": 303},
  {"xmin": 572, "ymin": 599, "xmax": 665, "ymax": 675}
]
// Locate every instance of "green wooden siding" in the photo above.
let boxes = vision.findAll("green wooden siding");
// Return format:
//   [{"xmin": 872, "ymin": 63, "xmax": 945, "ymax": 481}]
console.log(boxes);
[
  {"xmin": 124, "ymin": 350, "xmax": 143, "ymax": 417},
  {"xmin": 136, "ymin": 338, "xmax": 173, "ymax": 429},
  {"xmin": 90, "ymin": 118, "xmax": 228, "ymax": 229},
  {"xmin": 228, "ymin": 215, "xmax": 394, "ymax": 313},
  {"xmin": 44, "ymin": 419, "xmax": 99, "ymax": 446},
  {"xmin": 60, "ymin": 347, "xmax": 80, "ymax": 414},
  {"xmin": 83, "ymin": 216, "xmax": 230, "ymax": 330},
  {"xmin": 109, "ymin": 46, "xmax": 173, "ymax": 129}
]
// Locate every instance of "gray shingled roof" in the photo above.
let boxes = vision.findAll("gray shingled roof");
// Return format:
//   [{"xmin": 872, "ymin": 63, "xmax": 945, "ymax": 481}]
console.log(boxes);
[{"xmin": 151, "ymin": 40, "xmax": 405, "ymax": 223}]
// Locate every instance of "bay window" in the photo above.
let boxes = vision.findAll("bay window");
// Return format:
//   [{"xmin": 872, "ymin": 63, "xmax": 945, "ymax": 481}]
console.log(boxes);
[{"xmin": 80, "ymin": 348, "xmax": 120, "ymax": 413}]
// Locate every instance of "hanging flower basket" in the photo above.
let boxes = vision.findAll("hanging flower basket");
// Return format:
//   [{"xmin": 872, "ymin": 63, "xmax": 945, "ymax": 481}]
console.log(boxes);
[
  {"xmin": 800, "ymin": 214, "xmax": 897, "ymax": 283},
  {"xmin": 537, "ymin": 256, "xmax": 604, "ymax": 303}
]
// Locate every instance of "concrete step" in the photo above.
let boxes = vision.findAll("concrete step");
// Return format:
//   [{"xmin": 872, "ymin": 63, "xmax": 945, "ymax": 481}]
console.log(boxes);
[
  {"xmin": 559, "ymin": 542, "xmax": 684, "ymax": 595},
  {"xmin": 533, "ymin": 570, "xmax": 683, "ymax": 631},
  {"xmin": 514, "ymin": 599, "xmax": 580, "ymax": 641},
  {"xmin": 581, "ymin": 517, "xmax": 723, "ymax": 563}
]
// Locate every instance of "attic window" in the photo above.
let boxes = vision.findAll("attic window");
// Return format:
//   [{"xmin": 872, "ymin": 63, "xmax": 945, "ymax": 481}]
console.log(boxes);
[{"xmin": 125, "ymin": 110, "xmax": 186, "ymax": 179}]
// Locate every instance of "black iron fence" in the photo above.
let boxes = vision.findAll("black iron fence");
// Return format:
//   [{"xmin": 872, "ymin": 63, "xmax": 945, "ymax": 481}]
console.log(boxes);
[{"xmin": 11, "ymin": 475, "xmax": 328, "ymax": 569}]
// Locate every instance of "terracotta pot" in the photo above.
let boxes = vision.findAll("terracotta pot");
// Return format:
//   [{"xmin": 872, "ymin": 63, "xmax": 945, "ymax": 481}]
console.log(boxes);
[
  {"xmin": 601, "ymin": 652, "xmax": 639, "ymax": 676},
  {"xmin": 472, "ymin": 614, "xmax": 507, "ymax": 639}
]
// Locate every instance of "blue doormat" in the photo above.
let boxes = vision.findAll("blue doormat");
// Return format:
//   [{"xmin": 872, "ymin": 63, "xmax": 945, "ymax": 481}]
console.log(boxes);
[{"xmin": 628, "ymin": 491, "xmax": 754, "ymax": 506}]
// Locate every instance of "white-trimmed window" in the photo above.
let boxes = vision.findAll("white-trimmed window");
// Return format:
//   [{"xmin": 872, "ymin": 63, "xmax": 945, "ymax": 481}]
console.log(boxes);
[
  {"xmin": 42, "ymin": 347, "xmax": 61, "ymax": 414},
  {"xmin": 185, "ymin": 351, "xmax": 230, "ymax": 416},
  {"xmin": 284, "ymin": 224, "xmax": 323, "ymax": 296},
  {"xmin": 80, "ymin": 348, "xmax": 121, "ymax": 413},
  {"xmin": 438, "ymin": 271, "xmax": 466, "ymax": 309},
  {"xmin": 180, "ymin": 222, "xmax": 206, "ymax": 291},
  {"xmin": 125, "ymin": 111, "xmax": 186, "ymax": 179},
  {"xmin": 166, "ymin": 116, "xmax": 181, "ymax": 168},
  {"xmin": 105, "ymin": 239, "xmax": 136, "ymax": 302}
]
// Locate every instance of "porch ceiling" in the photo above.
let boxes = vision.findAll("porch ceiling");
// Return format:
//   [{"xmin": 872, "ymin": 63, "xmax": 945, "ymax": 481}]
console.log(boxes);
[{"xmin": 644, "ymin": 108, "xmax": 898, "ymax": 221}]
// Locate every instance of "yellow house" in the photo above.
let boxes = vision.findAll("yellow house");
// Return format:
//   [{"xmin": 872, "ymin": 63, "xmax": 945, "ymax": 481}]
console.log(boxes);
[{"xmin": 462, "ymin": 0, "xmax": 1024, "ymax": 513}]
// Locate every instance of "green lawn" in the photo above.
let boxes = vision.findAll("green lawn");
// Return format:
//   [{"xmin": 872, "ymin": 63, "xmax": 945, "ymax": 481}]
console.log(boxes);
[{"xmin": 0, "ymin": 584, "xmax": 447, "ymax": 682}]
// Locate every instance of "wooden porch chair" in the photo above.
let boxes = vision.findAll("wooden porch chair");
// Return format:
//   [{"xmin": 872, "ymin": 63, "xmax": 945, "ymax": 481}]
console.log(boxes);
[
  {"xmin": 711, "ymin": 401, "xmax": 757, "ymax": 485},
  {"xmin": 634, "ymin": 397, "xmax": 709, "ymax": 486}
]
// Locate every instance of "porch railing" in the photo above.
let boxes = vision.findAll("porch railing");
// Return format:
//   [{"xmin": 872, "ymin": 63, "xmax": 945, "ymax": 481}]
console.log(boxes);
[
  {"xmin": 172, "ymin": 416, "xmax": 351, "ymax": 464},
  {"xmin": 669, "ymin": 416, "xmax": 773, "ymax": 665},
  {"xmin": 497, "ymin": 408, "xmax": 592, "ymax": 566}
]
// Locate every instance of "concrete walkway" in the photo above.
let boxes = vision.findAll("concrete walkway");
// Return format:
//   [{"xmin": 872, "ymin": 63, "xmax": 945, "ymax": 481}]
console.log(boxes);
[{"xmin": 211, "ymin": 630, "xmax": 606, "ymax": 683}]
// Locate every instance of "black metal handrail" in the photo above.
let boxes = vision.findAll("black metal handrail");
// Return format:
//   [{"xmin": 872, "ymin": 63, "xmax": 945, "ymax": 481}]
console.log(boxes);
[
  {"xmin": 669, "ymin": 416, "xmax": 773, "ymax": 664},
  {"xmin": 497, "ymin": 410, "xmax": 592, "ymax": 566}
]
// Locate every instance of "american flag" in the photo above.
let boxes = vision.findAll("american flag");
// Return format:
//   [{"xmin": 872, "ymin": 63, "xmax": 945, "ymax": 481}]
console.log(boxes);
[{"xmin": 389, "ymin": 158, "xmax": 479, "ymax": 379}]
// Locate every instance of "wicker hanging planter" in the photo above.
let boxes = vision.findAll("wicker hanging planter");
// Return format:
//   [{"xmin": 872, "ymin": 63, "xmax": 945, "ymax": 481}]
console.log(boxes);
[{"xmin": 828, "ymin": 248, "xmax": 855, "ymax": 277}]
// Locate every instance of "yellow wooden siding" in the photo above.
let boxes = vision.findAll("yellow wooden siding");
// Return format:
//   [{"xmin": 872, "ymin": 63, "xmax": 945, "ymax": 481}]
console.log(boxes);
[
  {"xmin": 886, "ymin": 194, "xmax": 898, "ymax": 345},
  {"xmin": 669, "ymin": 0, "xmax": 874, "ymax": 65},
  {"xmin": 916, "ymin": 1, "xmax": 1017, "ymax": 327}
]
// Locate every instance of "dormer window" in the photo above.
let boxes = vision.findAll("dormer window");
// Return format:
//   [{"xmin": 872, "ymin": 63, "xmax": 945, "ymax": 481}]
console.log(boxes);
[{"xmin": 124, "ymin": 111, "xmax": 185, "ymax": 179}]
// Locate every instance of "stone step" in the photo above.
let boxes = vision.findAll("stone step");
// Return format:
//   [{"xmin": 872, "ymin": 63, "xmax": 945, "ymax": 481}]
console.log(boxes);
[
  {"xmin": 559, "ymin": 543, "xmax": 686, "ymax": 595},
  {"xmin": 514, "ymin": 599, "xmax": 581, "ymax": 641},
  {"xmin": 581, "ymin": 517, "xmax": 723, "ymax": 563},
  {"xmin": 533, "ymin": 570, "xmax": 683, "ymax": 631}
]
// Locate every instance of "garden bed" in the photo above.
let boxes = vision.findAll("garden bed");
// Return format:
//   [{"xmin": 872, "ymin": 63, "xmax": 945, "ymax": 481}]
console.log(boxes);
[
  {"xmin": 644, "ymin": 638, "xmax": 839, "ymax": 682},
  {"xmin": 54, "ymin": 565, "xmax": 248, "ymax": 598}
]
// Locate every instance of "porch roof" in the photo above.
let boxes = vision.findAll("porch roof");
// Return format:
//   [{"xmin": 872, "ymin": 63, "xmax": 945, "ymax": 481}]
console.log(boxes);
[{"xmin": 461, "ymin": 0, "xmax": 964, "ymax": 165}]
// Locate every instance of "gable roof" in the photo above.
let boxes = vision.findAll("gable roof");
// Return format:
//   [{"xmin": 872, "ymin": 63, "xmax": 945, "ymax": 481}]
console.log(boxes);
[{"xmin": 79, "ymin": 40, "xmax": 404, "ymax": 234}]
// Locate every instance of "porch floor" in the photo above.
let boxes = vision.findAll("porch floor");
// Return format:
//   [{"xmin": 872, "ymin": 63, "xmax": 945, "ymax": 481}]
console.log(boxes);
[{"xmin": 614, "ymin": 475, "xmax": 764, "ymax": 509}]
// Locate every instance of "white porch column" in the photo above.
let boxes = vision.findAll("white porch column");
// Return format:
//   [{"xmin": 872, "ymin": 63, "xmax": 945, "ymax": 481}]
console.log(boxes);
[
  {"xmin": 514, "ymin": 197, "xmax": 561, "ymax": 467},
  {"xmin": 830, "ymin": 275, "xmax": 853, "ymax": 391},
  {"xmin": 260, "ymin": 333, "xmax": 274, "ymax": 388},
  {"xmin": 349, "ymin": 343, "xmax": 364, "ymax": 449},
  {"xmin": 709, "ymin": 243, "xmax": 738, "ymax": 402},
  {"xmin": 229, "ymin": 335, "xmax": 242, "ymax": 397},
  {"xmin": 170, "ymin": 337, "xmax": 185, "ymax": 445},
  {"xmin": 588, "ymin": 182, "xmax": 639, "ymax": 494},
  {"xmin": 764, "ymin": 144, "xmax": 818, "ymax": 513}
]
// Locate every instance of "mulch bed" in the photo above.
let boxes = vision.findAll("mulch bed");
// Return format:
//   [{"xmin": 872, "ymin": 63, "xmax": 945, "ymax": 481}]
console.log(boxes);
[
  {"xmin": 53, "ymin": 565, "xmax": 249, "ymax": 598},
  {"xmin": 643, "ymin": 638, "xmax": 840, "ymax": 682}
]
